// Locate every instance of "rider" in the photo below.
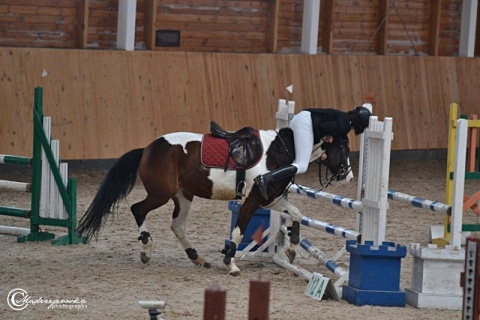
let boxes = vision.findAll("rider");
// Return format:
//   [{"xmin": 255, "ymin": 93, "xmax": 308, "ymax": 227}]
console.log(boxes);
[{"xmin": 254, "ymin": 106, "xmax": 372, "ymax": 200}]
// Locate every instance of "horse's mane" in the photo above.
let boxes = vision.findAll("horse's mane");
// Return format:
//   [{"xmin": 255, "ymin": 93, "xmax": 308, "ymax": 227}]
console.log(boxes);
[{"xmin": 264, "ymin": 127, "xmax": 295, "ymax": 171}]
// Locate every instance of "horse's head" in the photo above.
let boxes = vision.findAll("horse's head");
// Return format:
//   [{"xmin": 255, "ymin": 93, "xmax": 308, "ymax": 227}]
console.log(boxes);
[{"xmin": 314, "ymin": 135, "xmax": 353, "ymax": 186}]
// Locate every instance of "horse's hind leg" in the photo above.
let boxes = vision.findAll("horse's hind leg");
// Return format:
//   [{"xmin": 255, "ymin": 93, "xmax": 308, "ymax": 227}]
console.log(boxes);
[
  {"xmin": 131, "ymin": 196, "xmax": 168, "ymax": 264},
  {"xmin": 171, "ymin": 189, "xmax": 211, "ymax": 268}
]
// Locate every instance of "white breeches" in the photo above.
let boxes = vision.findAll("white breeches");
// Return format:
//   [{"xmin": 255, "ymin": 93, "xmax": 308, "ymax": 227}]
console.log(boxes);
[{"xmin": 289, "ymin": 111, "xmax": 313, "ymax": 174}]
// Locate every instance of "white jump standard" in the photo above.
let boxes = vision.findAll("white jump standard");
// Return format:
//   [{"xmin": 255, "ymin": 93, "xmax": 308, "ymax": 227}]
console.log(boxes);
[{"xmin": 229, "ymin": 100, "xmax": 407, "ymax": 306}]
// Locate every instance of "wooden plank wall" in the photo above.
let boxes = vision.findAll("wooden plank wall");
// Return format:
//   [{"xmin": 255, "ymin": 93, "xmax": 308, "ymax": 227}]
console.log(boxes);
[
  {"xmin": 0, "ymin": 0, "xmax": 78, "ymax": 48},
  {"xmin": 154, "ymin": 0, "xmax": 269, "ymax": 52},
  {"xmin": 0, "ymin": 0, "xmax": 466, "ymax": 56},
  {"xmin": 0, "ymin": 47, "xmax": 478, "ymax": 160}
]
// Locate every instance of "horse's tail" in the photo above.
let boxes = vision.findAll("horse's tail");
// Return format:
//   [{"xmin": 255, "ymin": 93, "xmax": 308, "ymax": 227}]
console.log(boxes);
[{"xmin": 77, "ymin": 148, "xmax": 145, "ymax": 241}]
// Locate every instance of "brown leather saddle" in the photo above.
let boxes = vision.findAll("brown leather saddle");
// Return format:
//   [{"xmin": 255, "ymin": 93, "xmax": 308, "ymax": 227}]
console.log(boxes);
[{"xmin": 209, "ymin": 121, "xmax": 263, "ymax": 171}]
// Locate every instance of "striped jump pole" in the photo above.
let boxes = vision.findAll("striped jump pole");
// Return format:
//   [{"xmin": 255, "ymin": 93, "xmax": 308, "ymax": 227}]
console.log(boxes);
[
  {"xmin": 387, "ymin": 189, "xmax": 451, "ymax": 214},
  {"xmin": 272, "ymin": 251, "xmax": 341, "ymax": 301},
  {"xmin": 272, "ymin": 254, "xmax": 312, "ymax": 280},
  {"xmin": 279, "ymin": 212, "xmax": 361, "ymax": 242},
  {"xmin": 291, "ymin": 184, "xmax": 450, "ymax": 215},
  {"xmin": 279, "ymin": 225, "xmax": 348, "ymax": 279},
  {"xmin": 289, "ymin": 184, "xmax": 363, "ymax": 212}
]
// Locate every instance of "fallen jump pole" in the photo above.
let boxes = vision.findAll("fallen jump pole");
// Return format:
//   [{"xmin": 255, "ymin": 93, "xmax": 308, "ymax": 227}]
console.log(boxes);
[
  {"xmin": 279, "ymin": 225, "xmax": 348, "ymax": 278},
  {"xmin": 272, "ymin": 254, "xmax": 312, "ymax": 280}
]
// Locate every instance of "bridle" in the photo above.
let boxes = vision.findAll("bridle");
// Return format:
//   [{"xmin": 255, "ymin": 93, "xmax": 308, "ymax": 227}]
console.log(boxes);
[{"xmin": 315, "ymin": 138, "xmax": 352, "ymax": 188}]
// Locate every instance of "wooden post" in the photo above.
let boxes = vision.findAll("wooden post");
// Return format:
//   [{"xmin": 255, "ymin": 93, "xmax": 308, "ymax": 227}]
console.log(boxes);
[
  {"xmin": 321, "ymin": 0, "xmax": 335, "ymax": 54},
  {"xmin": 203, "ymin": 285, "xmax": 226, "ymax": 320},
  {"xmin": 376, "ymin": 0, "xmax": 389, "ymax": 55},
  {"xmin": 144, "ymin": 0, "xmax": 158, "ymax": 50},
  {"xmin": 248, "ymin": 278, "xmax": 270, "ymax": 320},
  {"xmin": 468, "ymin": 114, "xmax": 478, "ymax": 172},
  {"xmin": 428, "ymin": 0, "xmax": 442, "ymax": 56},
  {"xmin": 266, "ymin": 0, "xmax": 279, "ymax": 53},
  {"xmin": 75, "ymin": 0, "xmax": 89, "ymax": 48}
]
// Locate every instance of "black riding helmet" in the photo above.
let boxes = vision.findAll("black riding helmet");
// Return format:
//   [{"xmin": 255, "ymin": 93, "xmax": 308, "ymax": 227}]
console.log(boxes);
[{"xmin": 349, "ymin": 106, "xmax": 372, "ymax": 135}]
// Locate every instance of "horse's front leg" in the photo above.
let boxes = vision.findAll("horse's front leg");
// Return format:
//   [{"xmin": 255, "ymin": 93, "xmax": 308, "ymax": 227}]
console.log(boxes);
[
  {"xmin": 223, "ymin": 224, "xmax": 242, "ymax": 276},
  {"xmin": 171, "ymin": 191, "xmax": 211, "ymax": 268},
  {"xmin": 269, "ymin": 198, "xmax": 302, "ymax": 264},
  {"xmin": 223, "ymin": 199, "xmax": 259, "ymax": 276}
]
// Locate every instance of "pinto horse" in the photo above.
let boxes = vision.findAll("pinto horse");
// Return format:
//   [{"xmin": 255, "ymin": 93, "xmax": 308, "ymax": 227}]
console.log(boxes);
[{"xmin": 77, "ymin": 126, "xmax": 353, "ymax": 276}]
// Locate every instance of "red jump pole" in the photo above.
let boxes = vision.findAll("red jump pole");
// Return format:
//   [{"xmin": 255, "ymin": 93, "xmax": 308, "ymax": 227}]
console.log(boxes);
[
  {"xmin": 248, "ymin": 277, "xmax": 270, "ymax": 320},
  {"xmin": 203, "ymin": 285, "xmax": 226, "ymax": 320}
]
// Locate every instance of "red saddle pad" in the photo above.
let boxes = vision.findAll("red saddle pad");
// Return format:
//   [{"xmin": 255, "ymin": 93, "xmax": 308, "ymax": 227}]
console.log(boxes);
[{"xmin": 201, "ymin": 131, "xmax": 261, "ymax": 170}]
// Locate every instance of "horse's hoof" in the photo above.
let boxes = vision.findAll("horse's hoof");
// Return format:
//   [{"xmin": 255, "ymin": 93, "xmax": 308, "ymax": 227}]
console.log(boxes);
[
  {"xmin": 140, "ymin": 252, "xmax": 150, "ymax": 264},
  {"xmin": 229, "ymin": 270, "xmax": 241, "ymax": 277},
  {"xmin": 193, "ymin": 258, "xmax": 211, "ymax": 269},
  {"xmin": 286, "ymin": 249, "xmax": 296, "ymax": 263}
]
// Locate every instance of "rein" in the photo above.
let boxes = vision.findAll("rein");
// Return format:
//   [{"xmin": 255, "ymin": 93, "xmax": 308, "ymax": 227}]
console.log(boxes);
[
  {"xmin": 261, "ymin": 130, "xmax": 295, "ymax": 209},
  {"xmin": 315, "ymin": 160, "xmax": 352, "ymax": 188},
  {"xmin": 315, "ymin": 138, "xmax": 352, "ymax": 188},
  {"xmin": 275, "ymin": 129, "xmax": 295, "ymax": 163}
]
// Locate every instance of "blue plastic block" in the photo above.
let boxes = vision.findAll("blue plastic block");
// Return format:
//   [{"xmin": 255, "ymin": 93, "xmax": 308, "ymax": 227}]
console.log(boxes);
[
  {"xmin": 225, "ymin": 201, "xmax": 271, "ymax": 251},
  {"xmin": 342, "ymin": 240, "xmax": 407, "ymax": 307},
  {"xmin": 342, "ymin": 286, "xmax": 406, "ymax": 307}
]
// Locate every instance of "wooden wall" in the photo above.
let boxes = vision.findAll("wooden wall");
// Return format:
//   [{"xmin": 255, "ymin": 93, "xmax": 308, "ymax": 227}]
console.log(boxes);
[
  {"xmin": 0, "ymin": 0, "xmax": 468, "ymax": 56},
  {"xmin": 0, "ymin": 47, "xmax": 478, "ymax": 160}
]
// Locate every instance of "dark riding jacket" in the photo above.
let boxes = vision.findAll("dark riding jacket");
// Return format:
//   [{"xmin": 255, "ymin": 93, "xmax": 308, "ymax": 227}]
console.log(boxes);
[{"xmin": 304, "ymin": 108, "xmax": 352, "ymax": 144}]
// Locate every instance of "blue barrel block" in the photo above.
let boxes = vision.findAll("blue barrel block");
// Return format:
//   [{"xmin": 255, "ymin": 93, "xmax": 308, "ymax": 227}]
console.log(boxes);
[
  {"xmin": 225, "ymin": 201, "xmax": 271, "ymax": 251},
  {"xmin": 342, "ymin": 240, "xmax": 407, "ymax": 307}
]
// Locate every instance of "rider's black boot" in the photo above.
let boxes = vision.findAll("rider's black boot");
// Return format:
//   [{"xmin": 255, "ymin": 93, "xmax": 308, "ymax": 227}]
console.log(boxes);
[{"xmin": 254, "ymin": 165, "xmax": 298, "ymax": 200}]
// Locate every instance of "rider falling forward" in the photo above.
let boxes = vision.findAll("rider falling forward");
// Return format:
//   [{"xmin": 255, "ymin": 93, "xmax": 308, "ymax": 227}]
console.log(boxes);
[{"xmin": 254, "ymin": 106, "xmax": 372, "ymax": 200}]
